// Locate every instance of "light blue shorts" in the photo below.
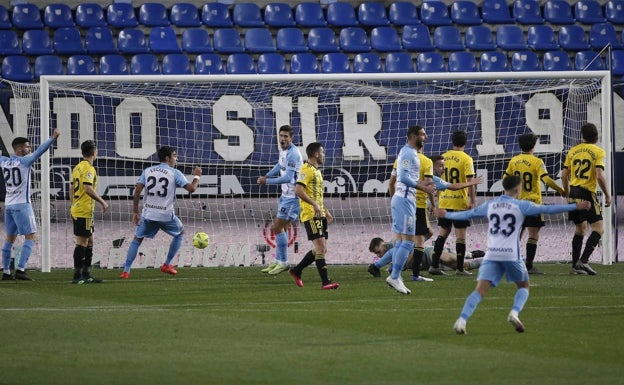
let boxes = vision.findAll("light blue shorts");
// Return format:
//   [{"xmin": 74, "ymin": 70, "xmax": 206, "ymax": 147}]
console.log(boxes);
[
  {"xmin": 477, "ymin": 259, "xmax": 529, "ymax": 287},
  {"xmin": 391, "ymin": 195, "xmax": 416, "ymax": 235},
  {"xmin": 135, "ymin": 216, "xmax": 184, "ymax": 239},
  {"xmin": 5, "ymin": 203, "xmax": 37, "ymax": 236},
  {"xmin": 276, "ymin": 196, "xmax": 300, "ymax": 222}
]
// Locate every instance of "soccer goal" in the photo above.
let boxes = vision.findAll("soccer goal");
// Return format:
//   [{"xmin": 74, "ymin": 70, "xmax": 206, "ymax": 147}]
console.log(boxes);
[{"xmin": 0, "ymin": 71, "xmax": 615, "ymax": 272}]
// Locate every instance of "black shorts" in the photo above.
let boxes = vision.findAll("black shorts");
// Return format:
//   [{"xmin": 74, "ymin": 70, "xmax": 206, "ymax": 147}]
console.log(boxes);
[
  {"xmin": 73, "ymin": 217, "xmax": 94, "ymax": 238},
  {"xmin": 303, "ymin": 217, "xmax": 328, "ymax": 241},
  {"xmin": 522, "ymin": 214, "xmax": 545, "ymax": 228},
  {"xmin": 568, "ymin": 186, "xmax": 603, "ymax": 224},
  {"xmin": 438, "ymin": 209, "xmax": 471, "ymax": 229},
  {"xmin": 415, "ymin": 207, "xmax": 431, "ymax": 236}
]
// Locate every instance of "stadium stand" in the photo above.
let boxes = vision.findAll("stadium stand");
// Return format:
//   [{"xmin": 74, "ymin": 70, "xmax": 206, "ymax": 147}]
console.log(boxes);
[
  {"xmin": 226, "ymin": 53, "xmax": 256, "ymax": 74},
  {"xmin": 99, "ymin": 54, "xmax": 129, "ymax": 75},
  {"xmin": 170, "ymin": 3, "xmax": 201, "ymax": 27},
  {"xmin": 479, "ymin": 51, "xmax": 510, "ymax": 72},
  {"xmin": 66, "ymin": 55, "xmax": 97, "ymax": 75},
  {"xmin": 465, "ymin": 25, "xmax": 497, "ymax": 51},
  {"xmin": 34, "ymin": 55, "xmax": 65, "ymax": 78},
  {"xmin": 213, "ymin": 28, "xmax": 244, "ymax": 53},
  {"xmin": 450, "ymin": 1, "xmax": 482, "ymax": 25},
  {"xmin": 339, "ymin": 27, "xmax": 371, "ymax": 53},
  {"xmin": 388, "ymin": 2, "xmax": 419, "ymax": 26},
  {"xmin": 117, "ymin": 28, "xmax": 149, "ymax": 54},
  {"xmin": 417, "ymin": 52, "xmax": 446, "ymax": 72},
  {"xmin": 370, "ymin": 26, "xmax": 402, "ymax": 52},
  {"xmin": 606, "ymin": 0, "xmax": 624, "ymax": 24},
  {"xmin": 384, "ymin": 52, "xmax": 415, "ymax": 73},
  {"xmin": 294, "ymin": 3, "xmax": 326, "ymax": 27},
  {"xmin": 44, "ymin": 4, "xmax": 75, "ymax": 29},
  {"xmin": 448, "ymin": 51, "xmax": 478, "ymax": 72},
  {"xmin": 321, "ymin": 52, "xmax": 352, "ymax": 73},
  {"xmin": 162, "ymin": 53, "xmax": 192, "ymax": 74},
  {"xmin": 85, "ymin": 27, "xmax": 117, "ymax": 55},
  {"xmin": 182, "ymin": 28, "xmax": 213, "ymax": 54},
  {"xmin": 511, "ymin": 51, "xmax": 541, "ymax": 71},
  {"xmin": 276, "ymin": 28, "xmax": 308, "ymax": 53},
  {"xmin": 232, "ymin": 3, "xmax": 264, "ymax": 27},
  {"xmin": 2, "ymin": 55, "xmax": 33, "ymax": 82},
  {"xmin": 0, "ymin": 30, "xmax": 22, "ymax": 55},
  {"xmin": 202, "ymin": 3, "xmax": 233, "ymax": 27},
  {"xmin": 244, "ymin": 28, "xmax": 276, "ymax": 53},
  {"xmin": 527, "ymin": 25, "xmax": 560, "ymax": 51},
  {"xmin": 138, "ymin": 3, "xmax": 170, "ymax": 27},
  {"xmin": 574, "ymin": 0, "xmax": 606, "ymax": 24},
  {"xmin": 482, "ymin": 0, "xmax": 515, "ymax": 24},
  {"xmin": 542, "ymin": 50, "xmax": 573, "ymax": 71},
  {"xmin": 53, "ymin": 27, "xmax": 86, "ymax": 55},
  {"xmin": 75, "ymin": 3, "xmax": 107, "ymax": 28},
  {"xmin": 326, "ymin": 2, "xmax": 359, "ymax": 27},
  {"xmin": 496, "ymin": 25, "xmax": 528, "ymax": 50},
  {"xmin": 558, "ymin": 25, "xmax": 592, "ymax": 50},
  {"xmin": 0, "ymin": 5, "xmax": 11, "ymax": 29},
  {"xmin": 353, "ymin": 52, "xmax": 383, "ymax": 73},
  {"xmin": 543, "ymin": 0, "xmax": 576, "ymax": 24},
  {"xmin": 194, "ymin": 53, "xmax": 225, "ymax": 74},
  {"xmin": 106, "ymin": 3, "xmax": 139, "ymax": 28},
  {"xmin": 512, "ymin": 0, "xmax": 545, "ymax": 25},
  {"xmin": 289, "ymin": 52, "xmax": 320, "ymax": 74},
  {"xmin": 12, "ymin": 4, "xmax": 44, "ymax": 29},
  {"xmin": 357, "ymin": 2, "xmax": 390, "ymax": 26},
  {"xmin": 264, "ymin": 3, "xmax": 296, "ymax": 27},
  {"xmin": 130, "ymin": 53, "xmax": 161, "ymax": 75},
  {"xmin": 22, "ymin": 30, "xmax": 54, "ymax": 55},
  {"xmin": 420, "ymin": 1, "xmax": 452, "ymax": 26},
  {"xmin": 308, "ymin": 27, "xmax": 340, "ymax": 53},
  {"xmin": 149, "ymin": 27, "xmax": 182, "ymax": 54},
  {"xmin": 575, "ymin": 50, "xmax": 605, "ymax": 70},
  {"xmin": 402, "ymin": 24, "xmax": 435, "ymax": 52},
  {"xmin": 257, "ymin": 53, "xmax": 288, "ymax": 74},
  {"xmin": 434, "ymin": 26, "xmax": 465, "ymax": 51}
]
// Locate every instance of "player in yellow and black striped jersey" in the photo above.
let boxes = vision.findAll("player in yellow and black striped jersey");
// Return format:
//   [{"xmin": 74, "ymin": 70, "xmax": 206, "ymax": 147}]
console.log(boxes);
[
  {"xmin": 504, "ymin": 133, "xmax": 565, "ymax": 275},
  {"xmin": 561, "ymin": 123, "xmax": 611, "ymax": 275}
]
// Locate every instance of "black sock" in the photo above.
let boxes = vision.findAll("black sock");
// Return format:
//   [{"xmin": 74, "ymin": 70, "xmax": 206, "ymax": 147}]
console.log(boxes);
[
  {"xmin": 294, "ymin": 250, "xmax": 315, "ymax": 275},
  {"xmin": 525, "ymin": 238, "xmax": 538, "ymax": 270},
  {"xmin": 73, "ymin": 245, "xmax": 87, "ymax": 279},
  {"xmin": 412, "ymin": 247, "xmax": 424, "ymax": 277},
  {"xmin": 572, "ymin": 234, "xmax": 584, "ymax": 266},
  {"xmin": 455, "ymin": 240, "xmax": 466, "ymax": 272},
  {"xmin": 315, "ymin": 257, "xmax": 330, "ymax": 285},
  {"xmin": 82, "ymin": 246, "xmax": 93, "ymax": 277},
  {"xmin": 431, "ymin": 236, "xmax": 445, "ymax": 268},
  {"xmin": 580, "ymin": 231, "xmax": 601, "ymax": 263}
]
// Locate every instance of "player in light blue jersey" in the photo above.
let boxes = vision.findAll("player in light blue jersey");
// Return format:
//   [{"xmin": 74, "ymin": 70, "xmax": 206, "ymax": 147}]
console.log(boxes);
[
  {"xmin": 120, "ymin": 147, "xmax": 202, "ymax": 279},
  {"xmin": 0, "ymin": 128, "xmax": 60, "ymax": 281},
  {"xmin": 436, "ymin": 175, "xmax": 590, "ymax": 334},
  {"xmin": 257, "ymin": 125, "xmax": 303, "ymax": 275}
]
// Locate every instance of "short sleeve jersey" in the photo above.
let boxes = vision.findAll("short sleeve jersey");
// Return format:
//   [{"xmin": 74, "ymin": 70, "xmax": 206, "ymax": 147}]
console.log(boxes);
[
  {"xmin": 563, "ymin": 142, "xmax": 606, "ymax": 193},
  {"xmin": 139, "ymin": 163, "xmax": 190, "ymax": 222},
  {"xmin": 438, "ymin": 149, "xmax": 475, "ymax": 210},
  {"xmin": 393, "ymin": 144, "xmax": 420, "ymax": 202},
  {"xmin": 279, "ymin": 144, "xmax": 303, "ymax": 198},
  {"xmin": 416, "ymin": 153, "xmax": 433, "ymax": 209},
  {"xmin": 296, "ymin": 162, "xmax": 324, "ymax": 222},
  {"xmin": 71, "ymin": 160, "xmax": 97, "ymax": 218},
  {"xmin": 504, "ymin": 153, "xmax": 549, "ymax": 204}
]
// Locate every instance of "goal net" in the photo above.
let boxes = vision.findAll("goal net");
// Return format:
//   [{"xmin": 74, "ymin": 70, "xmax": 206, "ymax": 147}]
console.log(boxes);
[{"xmin": 0, "ymin": 72, "xmax": 615, "ymax": 271}]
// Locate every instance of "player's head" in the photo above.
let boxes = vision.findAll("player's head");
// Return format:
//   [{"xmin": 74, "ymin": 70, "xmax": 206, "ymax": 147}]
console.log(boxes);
[
  {"xmin": 502, "ymin": 175, "xmax": 521, "ymax": 196},
  {"xmin": 11, "ymin": 137, "xmax": 31, "ymax": 155},
  {"xmin": 581, "ymin": 122, "xmax": 598, "ymax": 144},
  {"xmin": 518, "ymin": 133, "xmax": 537, "ymax": 152},
  {"xmin": 278, "ymin": 125, "xmax": 294, "ymax": 150},
  {"xmin": 158, "ymin": 146, "xmax": 177, "ymax": 165},
  {"xmin": 451, "ymin": 130, "xmax": 468, "ymax": 147},
  {"xmin": 306, "ymin": 142, "xmax": 324, "ymax": 165},
  {"xmin": 80, "ymin": 140, "xmax": 97, "ymax": 158},
  {"xmin": 368, "ymin": 237, "xmax": 386, "ymax": 257},
  {"xmin": 406, "ymin": 125, "xmax": 424, "ymax": 147},
  {"xmin": 430, "ymin": 154, "xmax": 445, "ymax": 177}
]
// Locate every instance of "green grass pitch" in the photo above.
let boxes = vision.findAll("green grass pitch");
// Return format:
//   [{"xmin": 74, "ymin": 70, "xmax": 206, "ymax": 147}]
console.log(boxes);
[{"xmin": 1, "ymin": 263, "xmax": 623, "ymax": 385}]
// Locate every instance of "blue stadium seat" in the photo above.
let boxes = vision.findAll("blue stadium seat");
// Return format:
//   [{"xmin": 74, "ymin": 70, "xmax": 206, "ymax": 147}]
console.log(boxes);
[
  {"xmin": 358, "ymin": 2, "xmax": 389, "ymax": 26},
  {"xmin": 289, "ymin": 53, "xmax": 320, "ymax": 73},
  {"xmin": 213, "ymin": 28, "xmax": 244, "ymax": 53},
  {"xmin": 606, "ymin": 0, "xmax": 624, "ymax": 24},
  {"xmin": 590, "ymin": 22, "xmax": 623, "ymax": 49},
  {"xmin": 294, "ymin": 3, "xmax": 326, "ymax": 27},
  {"xmin": 327, "ymin": 2, "xmax": 359, "ymax": 27},
  {"xmin": 170, "ymin": 3, "xmax": 201, "ymax": 27},
  {"xmin": 479, "ymin": 51, "xmax": 510, "ymax": 72},
  {"xmin": 308, "ymin": 27, "xmax": 340, "ymax": 52},
  {"xmin": 34, "ymin": 55, "xmax": 64, "ymax": 77},
  {"xmin": 202, "ymin": 3, "xmax": 233, "ymax": 27},
  {"xmin": 448, "ymin": 52, "xmax": 477, "ymax": 72},
  {"xmin": 233, "ymin": 3, "xmax": 264, "ymax": 27},
  {"xmin": 384, "ymin": 52, "xmax": 415, "ymax": 73},
  {"xmin": 610, "ymin": 49, "xmax": 624, "ymax": 75},
  {"xmin": 353, "ymin": 53, "xmax": 383, "ymax": 73},
  {"xmin": 53, "ymin": 27, "xmax": 85, "ymax": 55},
  {"xmin": 99, "ymin": 54, "xmax": 129, "ymax": 75},
  {"xmin": 182, "ymin": 28, "xmax": 213, "ymax": 54},
  {"xmin": 511, "ymin": 51, "xmax": 541, "ymax": 71},
  {"xmin": 482, "ymin": 0, "xmax": 515, "ymax": 24},
  {"xmin": 370, "ymin": 27, "xmax": 402, "ymax": 52},
  {"xmin": 0, "ymin": 5, "xmax": 11, "ymax": 29},
  {"xmin": 420, "ymin": 1, "xmax": 452, "ymax": 26},
  {"xmin": 434, "ymin": 26, "xmax": 465, "ymax": 51},
  {"xmin": 417, "ymin": 52, "xmax": 446, "ymax": 72},
  {"xmin": 264, "ymin": 3, "xmax": 295, "ymax": 27},
  {"xmin": 450, "ymin": 1, "xmax": 482, "ymax": 26},
  {"xmin": 139, "ymin": 3, "xmax": 170, "ymax": 27},
  {"xmin": 321, "ymin": 53, "xmax": 352, "ymax": 73},
  {"xmin": 276, "ymin": 28, "xmax": 307, "ymax": 53},
  {"xmin": 85, "ymin": 27, "xmax": 117, "ymax": 54},
  {"xmin": 388, "ymin": 2, "xmax": 419, "ymax": 26},
  {"xmin": 244, "ymin": 28, "xmax": 276, "ymax": 53},
  {"xmin": 513, "ymin": 0, "xmax": 545, "ymax": 24},
  {"xmin": 195, "ymin": 53, "xmax": 225, "ymax": 74},
  {"xmin": 162, "ymin": 53, "xmax": 192, "ymax": 74},
  {"xmin": 106, "ymin": 3, "xmax": 139, "ymax": 28},
  {"xmin": 130, "ymin": 54, "xmax": 160, "ymax": 75},
  {"xmin": 496, "ymin": 25, "xmax": 528, "ymax": 51},
  {"xmin": 149, "ymin": 27, "xmax": 181, "ymax": 54},
  {"xmin": 575, "ymin": 0, "xmax": 606, "ymax": 24},
  {"xmin": 12, "ymin": 4, "xmax": 44, "ymax": 29},
  {"xmin": 575, "ymin": 50, "xmax": 604, "ymax": 70},
  {"xmin": 542, "ymin": 50, "xmax": 572, "ymax": 71},
  {"xmin": 22, "ymin": 30, "xmax": 54, "ymax": 55},
  {"xmin": 118, "ymin": 28, "xmax": 149, "ymax": 54},
  {"xmin": 257, "ymin": 53, "xmax": 287, "ymax": 74},
  {"xmin": 465, "ymin": 26, "xmax": 497, "ymax": 51},
  {"xmin": 44, "ymin": 4, "xmax": 75, "ymax": 28},
  {"xmin": 2, "ymin": 56, "xmax": 33, "ymax": 82},
  {"xmin": 544, "ymin": 0, "xmax": 576, "ymax": 24},
  {"xmin": 76, "ymin": 3, "xmax": 107, "ymax": 28},
  {"xmin": 339, "ymin": 27, "xmax": 371, "ymax": 53},
  {"xmin": 66, "ymin": 55, "xmax": 96, "ymax": 75},
  {"xmin": 402, "ymin": 24, "xmax": 434, "ymax": 52},
  {"xmin": 527, "ymin": 25, "xmax": 559, "ymax": 51},
  {"xmin": 558, "ymin": 25, "xmax": 591, "ymax": 51},
  {"xmin": 226, "ymin": 53, "xmax": 256, "ymax": 74},
  {"xmin": 0, "ymin": 30, "xmax": 21, "ymax": 55}
]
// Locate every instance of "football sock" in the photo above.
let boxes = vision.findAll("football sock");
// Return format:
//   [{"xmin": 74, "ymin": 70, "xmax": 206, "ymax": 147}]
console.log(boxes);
[
  {"xmin": 455, "ymin": 240, "xmax": 466, "ymax": 271},
  {"xmin": 391, "ymin": 241, "xmax": 413, "ymax": 280},
  {"xmin": 525, "ymin": 238, "xmax": 538, "ymax": 270},
  {"xmin": 294, "ymin": 250, "xmax": 315, "ymax": 275},
  {"xmin": 82, "ymin": 246, "xmax": 93, "ymax": 277},
  {"xmin": 123, "ymin": 238, "xmax": 142, "ymax": 273},
  {"xmin": 314, "ymin": 255, "xmax": 330, "ymax": 285},
  {"xmin": 412, "ymin": 247, "xmax": 424, "ymax": 277},
  {"xmin": 165, "ymin": 233, "xmax": 183, "ymax": 265},
  {"xmin": 512, "ymin": 287, "xmax": 529, "ymax": 314},
  {"xmin": 374, "ymin": 247, "xmax": 393, "ymax": 269},
  {"xmin": 431, "ymin": 236, "xmax": 445, "ymax": 268},
  {"xmin": 460, "ymin": 290, "xmax": 482, "ymax": 321},
  {"xmin": 580, "ymin": 231, "xmax": 601, "ymax": 264},
  {"xmin": 571, "ymin": 234, "xmax": 584, "ymax": 266},
  {"xmin": 275, "ymin": 231, "xmax": 288, "ymax": 264},
  {"xmin": 17, "ymin": 239, "xmax": 34, "ymax": 271},
  {"xmin": 72, "ymin": 245, "xmax": 87, "ymax": 278},
  {"xmin": 2, "ymin": 241, "xmax": 12, "ymax": 273}
]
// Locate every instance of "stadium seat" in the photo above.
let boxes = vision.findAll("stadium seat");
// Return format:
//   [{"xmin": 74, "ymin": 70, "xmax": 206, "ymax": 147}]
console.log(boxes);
[
  {"xmin": 213, "ymin": 28, "xmax": 245, "ymax": 53},
  {"xmin": 357, "ymin": 2, "xmax": 389, "ymax": 26},
  {"xmin": 257, "ymin": 53, "xmax": 287, "ymax": 74},
  {"xmin": 22, "ymin": 30, "xmax": 54, "ymax": 55},
  {"xmin": 130, "ymin": 54, "xmax": 160, "ymax": 75},
  {"xmin": 294, "ymin": 3, "xmax": 326, "ymax": 27},
  {"xmin": 289, "ymin": 53, "xmax": 320, "ymax": 73},
  {"xmin": 353, "ymin": 53, "xmax": 383, "ymax": 73},
  {"xmin": 139, "ymin": 3, "xmax": 170, "ymax": 27},
  {"xmin": 264, "ymin": 3, "xmax": 295, "ymax": 27},
  {"xmin": 558, "ymin": 25, "xmax": 591, "ymax": 51},
  {"xmin": 118, "ymin": 28, "xmax": 149, "ymax": 54},
  {"xmin": 448, "ymin": 52, "xmax": 477, "ymax": 72},
  {"xmin": 388, "ymin": 2, "xmax": 419, "ymax": 26},
  {"xmin": 202, "ymin": 3, "xmax": 233, "ymax": 27},
  {"xmin": 182, "ymin": 28, "xmax": 213, "ymax": 54},
  {"xmin": 0, "ymin": 5, "xmax": 11, "ymax": 29},
  {"xmin": 544, "ymin": 0, "xmax": 576, "ymax": 24},
  {"xmin": 465, "ymin": 26, "xmax": 497, "ymax": 51},
  {"xmin": 194, "ymin": 53, "xmax": 225, "ymax": 74},
  {"xmin": 402, "ymin": 24, "xmax": 434, "ymax": 52},
  {"xmin": 327, "ymin": 2, "xmax": 359, "ymax": 27},
  {"xmin": 496, "ymin": 25, "xmax": 528, "ymax": 51},
  {"xmin": 416, "ymin": 52, "xmax": 446, "ymax": 72},
  {"xmin": 384, "ymin": 52, "xmax": 415, "ymax": 73},
  {"xmin": 66, "ymin": 55, "xmax": 96, "ymax": 75},
  {"xmin": 542, "ymin": 50, "xmax": 572, "ymax": 71},
  {"xmin": 589, "ymin": 22, "xmax": 623, "ymax": 49},
  {"xmin": 162, "ymin": 53, "xmax": 192, "ymax": 74},
  {"xmin": 44, "ymin": 4, "xmax": 75, "ymax": 28},
  {"xmin": 85, "ymin": 27, "xmax": 117, "ymax": 54},
  {"xmin": 149, "ymin": 27, "xmax": 181, "ymax": 54},
  {"xmin": 226, "ymin": 53, "xmax": 256, "ymax": 74},
  {"xmin": 450, "ymin": 1, "xmax": 482, "ymax": 26},
  {"xmin": 321, "ymin": 53, "xmax": 351, "ymax": 73},
  {"xmin": 511, "ymin": 51, "xmax": 541, "ymax": 71},
  {"xmin": 574, "ymin": 0, "xmax": 606, "ymax": 24},
  {"xmin": 53, "ymin": 27, "xmax": 86, "ymax": 55},
  {"xmin": 606, "ymin": 0, "xmax": 624, "ymax": 24},
  {"xmin": 244, "ymin": 28, "xmax": 276, "ymax": 53},
  {"xmin": 575, "ymin": 50, "xmax": 605, "ymax": 70},
  {"xmin": 75, "ymin": 3, "xmax": 107, "ymax": 28},
  {"xmin": 99, "ymin": 54, "xmax": 129, "ymax": 75},
  {"xmin": 479, "ymin": 51, "xmax": 510, "ymax": 72},
  {"xmin": 482, "ymin": 0, "xmax": 515, "ymax": 24},
  {"xmin": 308, "ymin": 27, "xmax": 340, "ymax": 52},
  {"xmin": 12, "ymin": 4, "xmax": 44, "ymax": 29},
  {"xmin": 106, "ymin": 3, "xmax": 139, "ymax": 28},
  {"xmin": 233, "ymin": 3, "xmax": 264, "ymax": 27},
  {"xmin": 370, "ymin": 27, "xmax": 402, "ymax": 52},
  {"xmin": 1, "ymin": 56, "xmax": 33, "ymax": 82},
  {"xmin": 513, "ymin": 0, "xmax": 545, "ymax": 24},
  {"xmin": 0, "ymin": 30, "xmax": 21, "ymax": 55},
  {"xmin": 170, "ymin": 3, "xmax": 201, "ymax": 27},
  {"xmin": 339, "ymin": 27, "xmax": 371, "ymax": 53},
  {"xmin": 434, "ymin": 26, "xmax": 465, "ymax": 51},
  {"xmin": 527, "ymin": 25, "xmax": 559, "ymax": 51},
  {"xmin": 610, "ymin": 49, "xmax": 624, "ymax": 75},
  {"xmin": 34, "ymin": 55, "xmax": 64, "ymax": 77},
  {"xmin": 276, "ymin": 28, "xmax": 307, "ymax": 53},
  {"xmin": 420, "ymin": 1, "xmax": 452, "ymax": 26}
]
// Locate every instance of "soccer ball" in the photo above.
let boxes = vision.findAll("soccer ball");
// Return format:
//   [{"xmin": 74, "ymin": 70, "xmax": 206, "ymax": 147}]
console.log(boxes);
[{"xmin": 192, "ymin": 232, "xmax": 210, "ymax": 249}]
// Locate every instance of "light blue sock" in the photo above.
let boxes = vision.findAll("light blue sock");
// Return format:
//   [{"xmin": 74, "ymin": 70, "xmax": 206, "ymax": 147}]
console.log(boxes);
[
  {"xmin": 391, "ymin": 241, "xmax": 413, "ymax": 280},
  {"xmin": 2, "ymin": 241, "xmax": 12, "ymax": 272},
  {"xmin": 375, "ymin": 247, "xmax": 394, "ymax": 269},
  {"xmin": 123, "ymin": 238, "xmax": 142, "ymax": 273},
  {"xmin": 460, "ymin": 291, "xmax": 483, "ymax": 320},
  {"xmin": 275, "ymin": 232, "xmax": 288, "ymax": 264},
  {"xmin": 512, "ymin": 288, "xmax": 530, "ymax": 314},
  {"xmin": 165, "ymin": 234, "xmax": 183, "ymax": 265},
  {"xmin": 17, "ymin": 239, "xmax": 34, "ymax": 270}
]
